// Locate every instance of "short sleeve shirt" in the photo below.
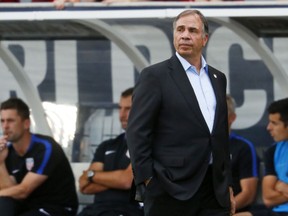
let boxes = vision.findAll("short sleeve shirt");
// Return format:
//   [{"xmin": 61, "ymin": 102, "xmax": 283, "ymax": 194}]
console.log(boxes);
[
  {"xmin": 230, "ymin": 133, "xmax": 259, "ymax": 196},
  {"xmin": 264, "ymin": 144, "xmax": 277, "ymax": 176},
  {"xmin": 91, "ymin": 133, "xmax": 133, "ymax": 203},
  {"xmin": 5, "ymin": 134, "xmax": 78, "ymax": 211}
]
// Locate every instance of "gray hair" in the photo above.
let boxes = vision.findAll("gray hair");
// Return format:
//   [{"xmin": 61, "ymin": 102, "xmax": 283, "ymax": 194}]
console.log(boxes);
[{"xmin": 173, "ymin": 9, "xmax": 209, "ymax": 37}]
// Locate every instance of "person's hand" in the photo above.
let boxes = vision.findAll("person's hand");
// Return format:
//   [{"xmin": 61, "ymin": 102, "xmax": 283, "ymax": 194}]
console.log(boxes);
[
  {"xmin": 78, "ymin": 170, "xmax": 90, "ymax": 192},
  {"xmin": 275, "ymin": 180, "xmax": 285, "ymax": 192},
  {"xmin": 53, "ymin": 0, "xmax": 80, "ymax": 10},
  {"xmin": 144, "ymin": 176, "xmax": 153, "ymax": 186},
  {"xmin": 0, "ymin": 135, "xmax": 9, "ymax": 164},
  {"xmin": 229, "ymin": 187, "xmax": 236, "ymax": 215},
  {"xmin": 275, "ymin": 180, "xmax": 288, "ymax": 197},
  {"xmin": 101, "ymin": 0, "xmax": 143, "ymax": 3}
]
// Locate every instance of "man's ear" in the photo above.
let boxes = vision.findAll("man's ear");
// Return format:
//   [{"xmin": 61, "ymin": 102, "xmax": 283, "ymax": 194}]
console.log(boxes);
[
  {"xmin": 202, "ymin": 34, "xmax": 209, "ymax": 47},
  {"xmin": 24, "ymin": 118, "xmax": 31, "ymax": 130}
]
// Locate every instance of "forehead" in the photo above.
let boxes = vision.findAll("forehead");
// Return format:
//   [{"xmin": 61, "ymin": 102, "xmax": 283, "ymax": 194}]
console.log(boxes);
[
  {"xmin": 119, "ymin": 96, "xmax": 132, "ymax": 106},
  {"xmin": 269, "ymin": 113, "xmax": 281, "ymax": 122},
  {"xmin": 175, "ymin": 14, "xmax": 201, "ymax": 27},
  {"xmin": 0, "ymin": 109, "xmax": 19, "ymax": 118}
]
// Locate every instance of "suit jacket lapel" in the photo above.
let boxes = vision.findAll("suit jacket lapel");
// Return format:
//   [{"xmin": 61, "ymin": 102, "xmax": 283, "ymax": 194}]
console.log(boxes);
[
  {"xmin": 207, "ymin": 65, "xmax": 222, "ymax": 133},
  {"xmin": 168, "ymin": 55, "xmax": 210, "ymax": 132}
]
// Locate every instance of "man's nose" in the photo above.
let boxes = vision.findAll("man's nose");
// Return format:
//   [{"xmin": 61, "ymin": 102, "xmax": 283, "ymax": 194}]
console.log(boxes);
[
  {"xmin": 181, "ymin": 30, "xmax": 190, "ymax": 39},
  {"xmin": 119, "ymin": 109, "xmax": 125, "ymax": 119},
  {"xmin": 266, "ymin": 123, "xmax": 271, "ymax": 131}
]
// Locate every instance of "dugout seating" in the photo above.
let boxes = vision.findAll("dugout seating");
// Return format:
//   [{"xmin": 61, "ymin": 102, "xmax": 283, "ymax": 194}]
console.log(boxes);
[
  {"xmin": 70, "ymin": 161, "xmax": 266, "ymax": 213},
  {"xmin": 70, "ymin": 162, "xmax": 94, "ymax": 213}
]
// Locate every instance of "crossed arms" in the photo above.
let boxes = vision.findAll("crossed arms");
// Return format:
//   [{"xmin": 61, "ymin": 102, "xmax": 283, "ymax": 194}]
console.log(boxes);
[{"xmin": 79, "ymin": 162, "xmax": 133, "ymax": 194}]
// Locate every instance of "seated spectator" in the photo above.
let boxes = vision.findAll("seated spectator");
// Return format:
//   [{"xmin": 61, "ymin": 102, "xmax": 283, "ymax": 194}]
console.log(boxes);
[
  {"xmin": 235, "ymin": 98, "xmax": 288, "ymax": 216},
  {"xmin": 0, "ymin": 0, "xmax": 243, "ymax": 9},
  {"xmin": 0, "ymin": 98, "xmax": 78, "ymax": 216},
  {"xmin": 226, "ymin": 95, "xmax": 260, "ymax": 214},
  {"xmin": 77, "ymin": 87, "xmax": 143, "ymax": 216},
  {"xmin": 0, "ymin": 0, "xmax": 53, "ymax": 2}
]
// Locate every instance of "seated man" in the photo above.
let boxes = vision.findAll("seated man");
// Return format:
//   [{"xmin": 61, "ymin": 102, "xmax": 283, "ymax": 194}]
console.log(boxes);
[
  {"xmin": 226, "ymin": 95, "xmax": 260, "ymax": 213},
  {"xmin": 78, "ymin": 87, "xmax": 143, "ymax": 216},
  {"xmin": 236, "ymin": 97, "xmax": 288, "ymax": 216},
  {"xmin": 0, "ymin": 98, "xmax": 78, "ymax": 216}
]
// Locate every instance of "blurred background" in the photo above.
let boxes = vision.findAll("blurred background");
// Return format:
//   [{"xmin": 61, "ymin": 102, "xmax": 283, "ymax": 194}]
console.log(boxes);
[{"xmin": 0, "ymin": 1, "xmax": 287, "ymax": 162}]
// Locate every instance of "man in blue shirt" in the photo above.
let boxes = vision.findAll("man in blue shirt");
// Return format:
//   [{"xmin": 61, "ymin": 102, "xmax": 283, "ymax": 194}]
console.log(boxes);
[{"xmin": 235, "ymin": 98, "xmax": 288, "ymax": 216}]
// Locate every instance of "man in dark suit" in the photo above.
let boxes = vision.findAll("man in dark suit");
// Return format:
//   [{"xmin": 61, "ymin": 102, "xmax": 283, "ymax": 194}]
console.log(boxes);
[{"xmin": 126, "ymin": 9, "xmax": 236, "ymax": 216}]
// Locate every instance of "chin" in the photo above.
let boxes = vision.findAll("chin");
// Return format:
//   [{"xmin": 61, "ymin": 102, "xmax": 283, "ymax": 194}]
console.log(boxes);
[
  {"xmin": 273, "ymin": 138, "xmax": 281, "ymax": 142},
  {"xmin": 179, "ymin": 51, "xmax": 191, "ymax": 57}
]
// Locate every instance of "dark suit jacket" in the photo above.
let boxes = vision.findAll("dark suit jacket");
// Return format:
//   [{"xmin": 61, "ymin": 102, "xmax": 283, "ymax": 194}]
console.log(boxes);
[{"xmin": 126, "ymin": 54, "xmax": 231, "ymax": 208}]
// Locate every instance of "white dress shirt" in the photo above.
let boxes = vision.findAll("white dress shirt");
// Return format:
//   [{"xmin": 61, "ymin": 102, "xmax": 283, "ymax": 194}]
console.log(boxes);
[{"xmin": 176, "ymin": 52, "xmax": 216, "ymax": 133}]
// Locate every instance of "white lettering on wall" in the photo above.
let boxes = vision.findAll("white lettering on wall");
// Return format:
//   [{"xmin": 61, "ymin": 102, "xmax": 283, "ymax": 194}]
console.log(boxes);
[
  {"xmin": 206, "ymin": 27, "xmax": 266, "ymax": 129},
  {"xmin": 54, "ymin": 40, "xmax": 78, "ymax": 105},
  {"xmin": 111, "ymin": 25, "xmax": 172, "ymax": 102},
  {"xmin": 273, "ymin": 38, "xmax": 288, "ymax": 100},
  {"xmin": 1, "ymin": 40, "xmax": 47, "ymax": 101}
]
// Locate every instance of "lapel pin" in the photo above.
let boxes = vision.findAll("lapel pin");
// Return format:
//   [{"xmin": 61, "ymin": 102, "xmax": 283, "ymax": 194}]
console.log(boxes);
[{"xmin": 213, "ymin": 74, "xmax": 217, "ymax": 78}]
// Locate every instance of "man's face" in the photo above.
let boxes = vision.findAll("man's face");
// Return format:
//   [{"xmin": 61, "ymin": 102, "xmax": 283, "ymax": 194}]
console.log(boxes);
[
  {"xmin": 119, "ymin": 95, "xmax": 132, "ymax": 130},
  {"xmin": 0, "ymin": 109, "xmax": 29, "ymax": 143},
  {"xmin": 267, "ymin": 113, "xmax": 288, "ymax": 142},
  {"xmin": 173, "ymin": 14, "xmax": 208, "ymax": 60}
]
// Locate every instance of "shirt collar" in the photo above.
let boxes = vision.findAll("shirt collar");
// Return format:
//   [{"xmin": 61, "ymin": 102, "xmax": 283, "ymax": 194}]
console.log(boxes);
[{"xmin": 175, "ymin": 52, "xmax": 208, "ymax": 74}]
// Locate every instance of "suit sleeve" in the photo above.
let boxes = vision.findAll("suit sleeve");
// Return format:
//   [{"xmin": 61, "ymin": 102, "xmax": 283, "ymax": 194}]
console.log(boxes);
[
  {"xmin": 213, "ymin": 69, "xmax": 233, "ymax": 187},
  {"xmin": 126, "ymin": 68, "xmax": 161, "ymax": 185}
]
